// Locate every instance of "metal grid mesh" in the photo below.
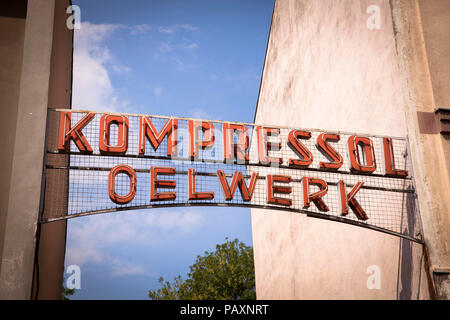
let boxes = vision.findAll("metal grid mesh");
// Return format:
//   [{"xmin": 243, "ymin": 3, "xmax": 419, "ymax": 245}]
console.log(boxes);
[{"xmin": 44, "ymin": 110, "xmax": 422, "ymax": 241}]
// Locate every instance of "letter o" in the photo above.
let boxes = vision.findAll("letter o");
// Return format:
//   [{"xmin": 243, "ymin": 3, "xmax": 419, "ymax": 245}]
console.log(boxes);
[
  {"xmin": 108, "ymin": 165, "xmax": 137, "ymax": 204},
  {"xmin": 348, "ymin": 136, "xmax": 376, "ymax": 173}
]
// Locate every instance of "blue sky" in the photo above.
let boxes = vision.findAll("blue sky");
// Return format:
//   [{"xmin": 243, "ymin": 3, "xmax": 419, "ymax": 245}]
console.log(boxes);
[{"xmin": 65, "ymin": 0, "xmax": 274, "ymax": 299}]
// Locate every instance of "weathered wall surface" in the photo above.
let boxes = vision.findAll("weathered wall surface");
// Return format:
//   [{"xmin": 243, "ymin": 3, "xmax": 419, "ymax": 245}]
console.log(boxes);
[
  {"xmin": 252, "ymin": 210, "xmax": 429, "ymax": 299},
  {"xmin": 0, "ymin": 2, "xmax": 27, "ymax": 277},
  {"xmin": 255, "ymin": 0, "xmax": 406, "ymax": 136},
  {"xmin": 390, "ymin": 0, "xmax": 450, "ymax": 299},
  {"xmin": 252, "ymin": 0, "xmax": 431, "ymax": 299},
  {"xmin": 417, "ymin": 0, "xmax": 450, "ymax": 108},
  {"xmin": 0, "ymin": 0, "xmax": 73, "ymax": 299},
  {"xmin": 32, "ymin": 0, "xmax": 73, "ymax": 300},
  {"xmin": 0, "ymin": 0, "xmax": 56, "ymax": 299}
]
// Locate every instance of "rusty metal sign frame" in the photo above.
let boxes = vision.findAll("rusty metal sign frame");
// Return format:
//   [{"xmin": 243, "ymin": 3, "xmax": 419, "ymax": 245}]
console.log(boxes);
[{"xmin": 40, "ymin": 108, "xmax": 424, "ymax": 244}]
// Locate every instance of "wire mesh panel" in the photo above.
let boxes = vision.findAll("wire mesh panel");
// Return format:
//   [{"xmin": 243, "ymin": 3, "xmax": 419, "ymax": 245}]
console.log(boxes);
[{"xmin": 43, "ymin": 109, "xmax": 423, "ymax": 242}]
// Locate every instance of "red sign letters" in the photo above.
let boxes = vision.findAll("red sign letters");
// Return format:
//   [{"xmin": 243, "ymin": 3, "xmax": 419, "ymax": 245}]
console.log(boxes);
[{"xmin": 58, "ymin": 111, "xmax": 409, "ymax": 221}]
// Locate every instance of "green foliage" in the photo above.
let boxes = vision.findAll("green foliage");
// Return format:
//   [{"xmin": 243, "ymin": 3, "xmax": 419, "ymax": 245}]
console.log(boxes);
[
  {"xmin": 148, "ymin": 238, "xmax": 256, "ymax": 300},
  {"xmin": 62, "ymin": 285, "xmax": 75, "ymax": 300},
  {"xmin": 149, "ymin": 275, "xmax": 191, "ymax": 300}
]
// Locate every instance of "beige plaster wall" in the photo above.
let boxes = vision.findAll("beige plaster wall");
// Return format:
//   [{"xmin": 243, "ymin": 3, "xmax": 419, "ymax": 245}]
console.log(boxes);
[
  {"xmin": 251, "ymin": 0, "xmax": 431, "ymax": 299},
  {"xmin": 390, "ymin": 0, "xmax": 450, "ymax": 299},
  {"xmin": 417, "ymin": 0, "xmax": 450, "ymax": 109}
]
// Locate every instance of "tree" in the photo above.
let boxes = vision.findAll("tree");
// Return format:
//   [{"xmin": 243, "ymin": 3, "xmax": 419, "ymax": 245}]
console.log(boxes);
[
  {"xmin": 62, "ymin": 286, "xmax": 75, "ymax": 300},
  {"xmin": 149, "ymin": 238, "xmax": 256, "ymax": 300}
]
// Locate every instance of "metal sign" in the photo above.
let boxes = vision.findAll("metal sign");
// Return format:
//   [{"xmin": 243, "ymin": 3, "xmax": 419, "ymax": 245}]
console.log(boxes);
[{"xmin": 41, "ymin": 109, "xmax": 423, "ymax": 242}]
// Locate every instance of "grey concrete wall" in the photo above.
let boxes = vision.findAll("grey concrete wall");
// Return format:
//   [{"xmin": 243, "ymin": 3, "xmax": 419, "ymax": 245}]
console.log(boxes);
[
  {"xmin": 251, "ymin": 0, "xmax": 431, "ymax": 299},
  {"xmin": 0, "ymin": 0, "xmax": 56, "ymax": 299},
  {"xmin": 33, "ymin": 0, "xmax": 73, "ymax": 300},
  {"xmin": 0, "ymin": 11, "xmax": 26, "ymax": 277}
]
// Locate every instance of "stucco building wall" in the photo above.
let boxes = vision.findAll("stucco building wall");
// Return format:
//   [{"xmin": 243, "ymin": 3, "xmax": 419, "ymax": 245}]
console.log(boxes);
[
  {"xmin": 391, "ymin": 0, "xmax": 450, "ymax": 299},
  {"xmin": 0, "ymin": 1, "xmax": 27, "ymax": 277},
  {"xmin": 251, "ymin": 0, "xmax": 437, "ymax": 299}
]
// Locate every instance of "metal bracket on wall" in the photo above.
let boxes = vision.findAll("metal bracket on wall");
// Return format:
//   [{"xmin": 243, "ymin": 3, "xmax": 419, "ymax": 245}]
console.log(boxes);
[
  {"xmin": 417, "ymin": 108, "xmax": 450, "ymax": 134},
  {"xmin": 432, "ymin": 266, "xmax": 450, "ymax": 274},
  {"xmin": 434, "ymin": 108, "xmax": 450, "ymax": 133}
]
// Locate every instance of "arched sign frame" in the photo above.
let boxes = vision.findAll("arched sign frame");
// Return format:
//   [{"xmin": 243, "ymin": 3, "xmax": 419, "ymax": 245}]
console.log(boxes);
[{"xmin": 40, "ymin": 109, "xmax": 424, "ymax": 244}]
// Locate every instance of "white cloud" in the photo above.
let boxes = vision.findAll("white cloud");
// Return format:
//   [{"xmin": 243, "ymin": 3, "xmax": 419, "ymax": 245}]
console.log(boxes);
[
  {"xmin": 112, "ymin": 64, "xmax": 132, "ymax": 75},
  {"xmin": 158, "ymin": 42, "xmax": 173, "ymax": 53},
  {"xmin": 143, "ymin": 211, "xmax": 204, "ymax": 233},
  {"xmin": 158, "ymin": 24, "xmax": 199, "ymax": 34},
  {"xmin": 129, "ymin": 24, "xmax": 152, "ymax": 35},
  {"xmin": 72, "ymin": 22, "xmax": 130, "ymax": 112},
  {"xmin": 65, "ymin": 210, "xmax": 204, "ymax": 268},
  {"xmin": 158, "ymin": 41, "xmax": 198, "ymax": 53},
  {"xmin": 179, "ymin": 43, "xmax": 198, "ymax": 50},
  {"xmin": 109, "ymin": 258, "xmax": 154, "ymax": 277},
  {"xmin": 154, "ymin": 41, "xmax": 198, "ymax": 72},
  {"xmin": 153, "ymin": 24, "xmax": 199, "ymax": 72},
  {"xmin": 189, "ymin": 108, "xmax": 211, "ymax": 119},
  {"xmin": 67, "ymin": 21, "xmax": 208, "ymax": 281}
]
